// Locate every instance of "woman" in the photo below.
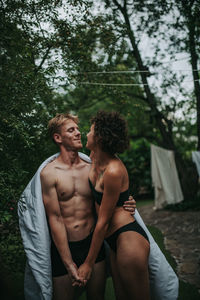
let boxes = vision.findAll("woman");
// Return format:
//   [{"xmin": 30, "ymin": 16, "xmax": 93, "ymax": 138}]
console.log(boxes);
[{"xmin": 78, "ymin": 111, "xmax": 150, "ymax": 300}]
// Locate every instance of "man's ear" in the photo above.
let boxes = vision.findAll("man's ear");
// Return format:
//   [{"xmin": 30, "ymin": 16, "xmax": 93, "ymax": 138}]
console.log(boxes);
[{"xmin": 53, "ymin": 133, "xmax": 62, "ymax": 144}]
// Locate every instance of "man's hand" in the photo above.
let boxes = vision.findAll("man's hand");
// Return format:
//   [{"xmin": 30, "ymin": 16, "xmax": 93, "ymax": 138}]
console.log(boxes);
[
  {"xmin": 76, "ymin": 263, "xmax": 93, "ymax": 286},
  {"xmin": 66, "ymin": 262, "xmax": 85, "ymax": 287},
  {"xmin": 123, "ymin": 195, "xmax": 136, "ymax": 216}
]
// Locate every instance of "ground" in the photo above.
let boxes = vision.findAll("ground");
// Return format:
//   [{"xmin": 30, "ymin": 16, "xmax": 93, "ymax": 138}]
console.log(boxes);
[{"xmin": 138, "ymin": 203, "xmax": 200, "ymax": 294}]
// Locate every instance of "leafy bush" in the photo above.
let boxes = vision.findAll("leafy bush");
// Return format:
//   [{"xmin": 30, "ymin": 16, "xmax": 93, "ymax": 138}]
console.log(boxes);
[{"xmin": 120, "ymin": 138, "xmax": 153, "ymax": 197}]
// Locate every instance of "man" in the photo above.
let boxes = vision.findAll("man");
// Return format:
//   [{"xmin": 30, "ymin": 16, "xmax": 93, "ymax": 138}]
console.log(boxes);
[{"xmin": 40, "ymin": 113, "xmax": 136, "ymax": 300}]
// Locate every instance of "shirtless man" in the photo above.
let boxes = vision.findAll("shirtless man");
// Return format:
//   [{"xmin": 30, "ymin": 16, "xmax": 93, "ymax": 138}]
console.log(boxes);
[{"xmin": 40, "ymin": 113, "xmax": 135, "ymax": 300}]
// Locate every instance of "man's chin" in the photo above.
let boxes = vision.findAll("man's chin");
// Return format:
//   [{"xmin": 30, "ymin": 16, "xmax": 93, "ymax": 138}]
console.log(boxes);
[
  {"xmin": 76, "ymin": 143, "xmax": 83, "ymax": 150},
  {"xmin": 66, "ymin": 144, "xmax": 83, "ymax": 151}
]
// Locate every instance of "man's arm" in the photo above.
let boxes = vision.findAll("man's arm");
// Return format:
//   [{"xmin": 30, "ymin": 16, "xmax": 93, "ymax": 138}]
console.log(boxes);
[{"xmin": 40, "ymin": 169, "xmax": 82, "ymax": 285}]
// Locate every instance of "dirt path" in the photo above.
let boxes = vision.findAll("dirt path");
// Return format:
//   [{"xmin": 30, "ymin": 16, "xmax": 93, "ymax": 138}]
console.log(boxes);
[{"xmin": 138, "ymin": 203, "xmax": 200, "ymax": 292}]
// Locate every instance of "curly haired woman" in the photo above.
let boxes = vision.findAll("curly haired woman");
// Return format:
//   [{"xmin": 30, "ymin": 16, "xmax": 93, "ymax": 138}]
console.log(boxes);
[{"xmin": 78, "ymin": 111, "xmax": 150, "ymax": 300}]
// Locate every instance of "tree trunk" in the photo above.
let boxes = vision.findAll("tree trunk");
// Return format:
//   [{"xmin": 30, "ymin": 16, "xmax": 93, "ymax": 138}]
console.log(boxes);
[
  {"xmin": 188, "ymin": 18, "xmax": 200, "ymax": 150},
  {"xmin": 121, "ymin": 4, "xmax": 175, "ymax": 149},
  {"xmin": 175, "ymin": 152, "xmax": 198, "ymax": 201}
]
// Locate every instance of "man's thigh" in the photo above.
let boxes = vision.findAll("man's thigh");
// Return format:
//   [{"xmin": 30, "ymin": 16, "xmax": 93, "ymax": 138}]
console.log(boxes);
[
  {"xmin": 53, "ymin": 274, "xmax": 84, "ymax": 300},
  {"xmin": 86, "ymin": 260, "xmax": 106, "ymax": 300}
]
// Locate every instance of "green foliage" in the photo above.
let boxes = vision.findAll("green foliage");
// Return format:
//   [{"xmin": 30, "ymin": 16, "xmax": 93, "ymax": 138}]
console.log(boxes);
[
  {"xmin": 0, "ymin": 228, "xmax": 25, "ymax": 274},
  {"xmin": 0, "ymin": 1, "xmax": 57, "ymax": 224},
  {"xmin": 120, "ymin": 139, "xmax": 153, "ymax": 196},
  {"xmin": 0, "ymin": 219, "xmax": 25, "ymax": 300}
]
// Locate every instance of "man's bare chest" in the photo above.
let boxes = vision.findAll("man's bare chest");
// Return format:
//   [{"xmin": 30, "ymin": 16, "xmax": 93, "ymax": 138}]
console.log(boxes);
[{"xmin": 55, "ymin": 167, "xmax": 91, "ymax": 201}]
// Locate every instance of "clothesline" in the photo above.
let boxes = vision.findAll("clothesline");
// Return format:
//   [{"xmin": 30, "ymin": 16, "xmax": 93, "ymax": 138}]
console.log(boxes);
[
  {"xmin": 79, "ymin": 79, "xmax": 200, "ymax": 86},
  {"xmin": 79, "ymin": 82, "xmax": 146, "ymax": 86},
  {"xmin": 78, "ymin": 69, "xmax": 200, "ymax": 74}
]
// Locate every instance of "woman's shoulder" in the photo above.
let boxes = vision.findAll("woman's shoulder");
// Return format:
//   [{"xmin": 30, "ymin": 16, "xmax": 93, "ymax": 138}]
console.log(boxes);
[{"xmin": 106, "ymin": 158, "xmax": 126, "ymax": 177}]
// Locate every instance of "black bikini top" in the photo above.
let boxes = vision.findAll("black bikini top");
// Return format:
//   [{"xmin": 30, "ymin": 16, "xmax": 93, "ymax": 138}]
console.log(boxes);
[{"xmin": 88, "ymin": 178, "xmax": 129, "ymax": 207}]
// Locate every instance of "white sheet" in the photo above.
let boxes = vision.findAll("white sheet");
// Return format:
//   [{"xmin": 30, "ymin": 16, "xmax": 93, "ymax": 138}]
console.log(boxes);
[
  {"xmin": 192, "ymin": 151, "xmax": 200, "ymax": 177},
  {"xmin": 151, "ymin": 144, "xmax": 183, "ymax": 209}
]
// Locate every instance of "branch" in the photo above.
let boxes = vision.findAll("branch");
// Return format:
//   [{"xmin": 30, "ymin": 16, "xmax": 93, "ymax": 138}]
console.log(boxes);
[
  {"xmin": 32, "ymin": 3, "xmax": 46, "ymax": 40},
  {"xmin": 124, "ymin": 0, "xmax": 127, "ymax": 9},
  {"xmin": 189, "ymin": 0, "xmax": 195, "ymax": 9},
  {"xmin": 129, "ymin": 133, "xmax": 156, "ymax": 143},
  {"xmin": 124, "ymin": 91, "xmax": 148, "ymax": 102},
  {"xmin": 35, "ymin": 45, "xmax": 52, "ymax": 73},
  {"xmin": 112, "ymin": 0, "xmax": 123, "ymax": 11}
]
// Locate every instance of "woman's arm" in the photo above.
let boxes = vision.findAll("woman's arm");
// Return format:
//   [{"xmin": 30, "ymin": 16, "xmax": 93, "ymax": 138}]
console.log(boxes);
[{"xmin": 78, "ymin": 165, "xmax": 124, "ymax": 281}]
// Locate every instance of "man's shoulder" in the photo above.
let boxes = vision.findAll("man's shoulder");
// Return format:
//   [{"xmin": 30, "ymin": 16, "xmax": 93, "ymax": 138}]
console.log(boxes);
[
  {"xmin": 40, "ymin": 160, "xmax": 57, "ymax": 180},
  {"xmin": 79, "ymin": 158, "xmax": 91, "ymax": 171},
  {"xmin": 80, "ymin": 158, "xmax": 91, "ymax": 165}
]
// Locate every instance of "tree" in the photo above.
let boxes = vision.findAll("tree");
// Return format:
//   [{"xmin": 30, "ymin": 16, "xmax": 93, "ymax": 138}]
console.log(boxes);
[{"xmin": 101, "ymin": 0, "xmax": 199, "ymax": 200}]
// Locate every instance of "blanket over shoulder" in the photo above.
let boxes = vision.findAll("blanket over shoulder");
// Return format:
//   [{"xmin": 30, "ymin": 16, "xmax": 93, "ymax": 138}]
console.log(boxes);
[{"xmin": 18, "ymin": 153, "xmax": 179, "ymax": 300}]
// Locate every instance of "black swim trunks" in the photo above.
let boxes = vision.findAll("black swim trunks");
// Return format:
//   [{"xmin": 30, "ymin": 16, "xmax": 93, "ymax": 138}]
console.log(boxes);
[
  {"xmin": 51, "ymin": 231, "xmax": 106, "ymax": 277},
  {"xmin": 105, "ymin": 221, "xmax": 149, "ymax": 253}
]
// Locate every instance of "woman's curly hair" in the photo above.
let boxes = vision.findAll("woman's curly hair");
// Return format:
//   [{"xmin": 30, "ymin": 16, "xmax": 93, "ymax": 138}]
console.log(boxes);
[{"xmin": 91, "ymin": 111, "xmax": 129, "ymax": 155}]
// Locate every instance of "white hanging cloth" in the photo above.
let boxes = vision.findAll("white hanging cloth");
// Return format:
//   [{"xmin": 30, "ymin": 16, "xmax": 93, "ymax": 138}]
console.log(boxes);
[
  {"xmin": 192, "ymin": 151, "xmax": 200, "ymax": 177},
  {"xmin": 151, "ymin": 144, "xmax": 183, "ymax": 209}
]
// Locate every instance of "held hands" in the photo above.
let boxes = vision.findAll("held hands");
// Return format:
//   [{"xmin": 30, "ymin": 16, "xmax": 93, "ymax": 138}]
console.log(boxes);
[
  {"xmin": 67, "ymin": 262, "xmax": 85, "ymax": 287},
  {"xmin": 123, "ymin": 195, "xmax": 136, "ymax": 216},
  {"xmin": 72, "ymin": 263, "xmax": 92, "ymax": 287}
]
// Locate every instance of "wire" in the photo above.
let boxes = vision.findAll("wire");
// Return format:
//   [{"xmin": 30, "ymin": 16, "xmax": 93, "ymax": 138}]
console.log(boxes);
[
  {"xmin": 79, "ymin": 79, "xmax": 200, "ymax": 86},
  {"xmin": 79, "ymin": 82, "xmax": 147, "ymax": 86},
  {"xmin": 78, "ymin": 69, "xmax": 200, "ymax": 74},
  {"xmin": 79, "ymin": 70, "xmax": 151, "ymax": 74}
]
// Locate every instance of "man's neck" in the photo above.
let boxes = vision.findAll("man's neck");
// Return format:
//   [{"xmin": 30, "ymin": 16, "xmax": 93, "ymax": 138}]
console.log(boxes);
[{"xmin": 58, "ymin": 147, "xmax": 81, "ymax": 166}]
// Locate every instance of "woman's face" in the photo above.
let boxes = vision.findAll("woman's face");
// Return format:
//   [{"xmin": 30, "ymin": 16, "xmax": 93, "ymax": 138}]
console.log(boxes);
[{"xmin": 86, "ymin": 124, "xmax": 96, "ymax": 150}]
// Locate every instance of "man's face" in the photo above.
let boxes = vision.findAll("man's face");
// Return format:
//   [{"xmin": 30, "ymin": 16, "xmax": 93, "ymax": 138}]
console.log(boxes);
[{"xmin": 55, "ymin": 120, "xmax": 82, "ymax": 150}]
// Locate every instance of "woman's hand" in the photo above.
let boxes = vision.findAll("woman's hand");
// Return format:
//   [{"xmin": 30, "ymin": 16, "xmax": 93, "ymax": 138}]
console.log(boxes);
[
  {"xmin": 66, "ymin": 262, "xmax": 85, "ymax": 287},
  {"xmin": 123, "ymin": 195, "xmax": 136, "ymax": 216},
  {"xmin": 77, "ymin": 263, "xmax": 93, "ymax": 285}
]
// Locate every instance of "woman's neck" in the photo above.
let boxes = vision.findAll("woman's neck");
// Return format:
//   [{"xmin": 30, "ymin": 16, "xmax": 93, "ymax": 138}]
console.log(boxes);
[{"xmin": 93, "ymin": 148, "xmax": 114, "ymax": 168}]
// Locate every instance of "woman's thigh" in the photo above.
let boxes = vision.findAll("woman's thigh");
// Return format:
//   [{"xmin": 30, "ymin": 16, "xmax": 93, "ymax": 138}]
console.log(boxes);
[
  {"xmin": 109, "ymin": 250, "xmax": 128, "ymax": 300},
  {"xmin": 117, "ymin": 231, "xmax": 149, "ymax": 266},
  {"xmin": 116, "ymin": 231, "xmax": 150, "ymax": 299}
]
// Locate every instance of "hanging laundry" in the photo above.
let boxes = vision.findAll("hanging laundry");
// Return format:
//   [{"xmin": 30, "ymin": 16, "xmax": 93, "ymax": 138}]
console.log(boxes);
[
  {"xmin": 192, "ymin": 151, "xmax": 200, "ymax": 177},
  {"xmin": 151, "ymin": 144, "xmax": 183, "ymax": 209}
]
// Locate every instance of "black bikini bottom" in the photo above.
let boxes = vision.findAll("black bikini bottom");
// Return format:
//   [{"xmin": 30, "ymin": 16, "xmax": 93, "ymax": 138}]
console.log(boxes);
[{"xmin": 105, "ymin": 221, "xmax": 149, "ymax": 253}]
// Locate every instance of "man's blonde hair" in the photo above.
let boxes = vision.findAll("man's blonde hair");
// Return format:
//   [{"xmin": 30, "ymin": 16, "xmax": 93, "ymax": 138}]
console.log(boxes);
[{"xmin": 48, "ymin": 113, "xmax": 79, "ymax": 142}]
